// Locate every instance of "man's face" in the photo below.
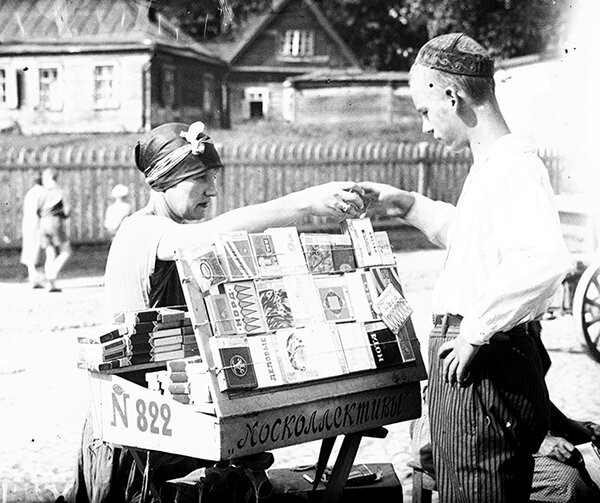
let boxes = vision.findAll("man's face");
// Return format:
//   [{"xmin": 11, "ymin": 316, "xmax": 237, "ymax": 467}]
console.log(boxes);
[
  {"xmin": 164, "ymin": 168, "xmax": 218, "ymax": 222},
  {"xmin": 410, "ymin": 67, "xmax": 469, "ymax": 152}
]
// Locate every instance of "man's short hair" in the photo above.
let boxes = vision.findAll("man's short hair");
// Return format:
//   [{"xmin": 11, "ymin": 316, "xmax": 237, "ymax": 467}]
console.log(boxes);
[{"xmin": 411, "ymin": 33, "xmax": 496, "ymax": 104}]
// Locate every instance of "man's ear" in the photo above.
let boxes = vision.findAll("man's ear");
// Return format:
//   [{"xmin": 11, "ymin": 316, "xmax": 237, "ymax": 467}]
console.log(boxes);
[{"xmin": 444, "ymin": 87, "xmax": 458, "ymax": 110}]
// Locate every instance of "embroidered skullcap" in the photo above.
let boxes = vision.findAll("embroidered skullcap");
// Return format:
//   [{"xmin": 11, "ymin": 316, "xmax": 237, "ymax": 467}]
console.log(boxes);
[
  {"xmin": 414, "ymin": 33, "xmax": 494, "ymax": 78},
  {"xmin": 135, "ymin": 121, "xmax": 223, "ymax": 192}
]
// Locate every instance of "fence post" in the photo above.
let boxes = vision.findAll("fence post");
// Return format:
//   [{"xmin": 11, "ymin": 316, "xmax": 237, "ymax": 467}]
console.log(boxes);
[{"xmin": 416, "ymin": 141, "xmax": 430, "ymax": 195}]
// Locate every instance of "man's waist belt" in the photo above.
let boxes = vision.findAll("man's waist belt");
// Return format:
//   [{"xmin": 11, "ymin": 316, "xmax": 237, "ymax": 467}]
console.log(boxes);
[{"xmin": 432, "ymin": 314, "xmax": 463, "ymax": 327}]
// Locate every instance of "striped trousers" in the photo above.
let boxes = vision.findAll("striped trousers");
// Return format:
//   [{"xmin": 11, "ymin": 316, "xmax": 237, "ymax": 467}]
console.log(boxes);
[{"xmin": 428, "ymin": 318, "xmax": 551, "ymax": 503}]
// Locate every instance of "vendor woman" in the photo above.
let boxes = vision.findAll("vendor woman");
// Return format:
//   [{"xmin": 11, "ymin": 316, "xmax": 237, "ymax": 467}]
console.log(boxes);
[{"xmin": 66, "ymin": 121, "xmax": 366, "ymax": 502}]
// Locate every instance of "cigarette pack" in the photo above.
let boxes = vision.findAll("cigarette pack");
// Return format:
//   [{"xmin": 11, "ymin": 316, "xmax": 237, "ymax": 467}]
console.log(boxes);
[
  {"xmin": 167, "ymin": 356, "xmax": 203, "ymax": 372},
  {"xmin": 330, "ymin": 234, "xmax": 356, "ymax": 272},
  {"xmin": 341, "ymin": 218, "xmax": 382, "ymax": 267},
  {"xmin": 255, "ymin": 278, "xmax": 295, "ymax": 330},
  {"xmin": 344, "ymin": 270, "xmax": 379, "ymax": 322},
  {"xmin": 156, "ymin": 307, "xmax": 187, "ymax": 324},
  {"xmin": 282, "ymin": 274, "xmax": 325, "ymax": 326},
  {"xmin": 247, "ymin": 333, "xmax": 286, "ymax": 387},
  {"xmin": 365, "ymin": 321, "xmax": 403, "ymax": 368},
  {"xmin": 209, "ymin": 335, "xmax": 258, "ymax": 391},
  {"xmin": 189, "ymin": 247, "xmax": 227, "ymax": 292},
  {"xmin": 369, "ymin": 266, "xmax": 403, "ymax": 296},
  {"xmin": 220, "ymin": 281, "xmax": 267, "ymax": 335},
  {"xmin": 372, "ymin": 284, "xmax": 413, "ymax": 334},
  {"xmin": 153, "ymin": 348, "xmax": 200, "ymax": 362},
  {"xmin": 314, "ymin": 276, "xmax": 355, "ymax": 323},
  {"xmin": 273, "ymin": 324, "xmax": 347, "ymax": 384},
  {"xmin": 249, "ymin": 233, "xmax": 282, "ymax": 277},
  {"xmin": 374, "ymin": 231, "xmax": 395, "ymax": 265},
  {"xmin": 336, "ymin": 322, "xmax": 376, "ymax": 373},
  {"xmin": 265, "ymin": 227, "xmax": 308, "ymax": 275},
  {"xmin": 165, "ymin": 371, "xmax": 189, "ymax": 383},
  {"xmin": 77, "ymin": 325, "xmax": 127, "ymax": 345},
  {"xmin": 215, "ymin": 231, "xmax": 258, "ymax": 280},
  {"xmin": 299, "ymin": 233, "xmax": 334, "ymax": 274},
  {"xmin": 77, "ymin": 357, "xmax": 131, "ymax": 372},
  {"xmin": 205, "ymin": 294, "xmax": 238, "ymax": 336}
]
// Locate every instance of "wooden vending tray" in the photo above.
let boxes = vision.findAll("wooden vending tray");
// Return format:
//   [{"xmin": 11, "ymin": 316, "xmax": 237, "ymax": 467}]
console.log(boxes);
[{"xmin": 88, "ymin": 254, "xmax": 427, "ymax": 460}]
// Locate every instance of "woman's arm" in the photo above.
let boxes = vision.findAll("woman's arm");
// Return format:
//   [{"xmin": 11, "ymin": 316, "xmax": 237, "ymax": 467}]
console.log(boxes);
[{"xmin": 157, "ymin": 181, "xmax": 365, "ymax": 260}]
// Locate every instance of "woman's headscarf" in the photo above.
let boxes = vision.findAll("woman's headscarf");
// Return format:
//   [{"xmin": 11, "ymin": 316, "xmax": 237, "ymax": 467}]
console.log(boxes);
[{"xmin": 135, "ymin": 121, "xmax": 223, "ymax": 192}]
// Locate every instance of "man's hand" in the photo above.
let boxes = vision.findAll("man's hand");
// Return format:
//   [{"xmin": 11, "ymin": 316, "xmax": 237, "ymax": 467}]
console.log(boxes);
[
  {"xmin": 438, "ymin": 335, "xmax": 480, "ymax": 386},
  {"xmin": 585, "ymin": 421, "xmax": 600, "ymax": 447},
  {"xmin": 301, "ymin": 182, "xmax": 365, "ymax": 220},
  {"xmin": 357, "ymin": 182, "xmax": 415, "ymax": 217},
  {"xmin": 539, "ymin": 435, "xmax": 578, "ymax": 464}
]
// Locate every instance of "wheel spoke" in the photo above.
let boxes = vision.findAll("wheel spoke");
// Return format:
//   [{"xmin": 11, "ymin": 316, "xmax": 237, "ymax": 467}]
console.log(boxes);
[
  {"xmin": 591, "ymin": 276, "xmax": 600, "ymax": 295},
  {"xmin": 592, "ymin": 332, "xmax": 600, "ymax": 347},
  {"xmin": 584, "ymin": 318, "xmax": 600, "ymax": 329},
  {"xmin": 584, "ymin": 297, "xmax": 600, "ymax": 310}
]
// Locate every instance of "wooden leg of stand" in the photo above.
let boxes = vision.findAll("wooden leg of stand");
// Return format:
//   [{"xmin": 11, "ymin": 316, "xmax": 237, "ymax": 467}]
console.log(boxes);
[
  {"xmin": 313, "ymin": 437, "xmax": 337, "ymax": 491},
  {"xmin": 321, "ymin": 433, "xmax": 363, "ymax": 503}
]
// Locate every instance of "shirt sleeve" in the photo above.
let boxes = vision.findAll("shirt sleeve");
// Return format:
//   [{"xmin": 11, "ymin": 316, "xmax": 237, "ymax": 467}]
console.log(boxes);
[
  {"xmin": 459, "ymin": 155, "xmax": 572, "ymax": 345},
  {"xmin": 404, "ymin": 192, "xmax": 456, "ymax": 248}
]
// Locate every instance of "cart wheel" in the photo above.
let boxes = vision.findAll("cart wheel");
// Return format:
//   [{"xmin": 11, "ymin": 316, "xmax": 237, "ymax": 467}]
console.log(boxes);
[{"xmin": 572, "ymin": 260, "xmax": 600, "ymax": 362}]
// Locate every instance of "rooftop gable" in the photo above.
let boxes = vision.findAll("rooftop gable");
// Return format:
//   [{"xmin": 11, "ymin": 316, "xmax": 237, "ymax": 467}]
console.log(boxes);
[{"xmin": 203, "ymin": 0, "xmax": 360, "ymax": 67}]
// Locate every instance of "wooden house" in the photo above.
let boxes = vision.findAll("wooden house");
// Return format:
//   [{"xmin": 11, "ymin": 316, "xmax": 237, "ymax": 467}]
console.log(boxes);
[
  {"xmin": 0, "ymin": 0, "xmax": 228, "ymax": 134},
  {"xmin": 204, "ymin": 0, "xmax": 361, "ymax": 124},
  {"xmin": 284, "ymin": 69, "xmax": 421, "ymax": 127}
]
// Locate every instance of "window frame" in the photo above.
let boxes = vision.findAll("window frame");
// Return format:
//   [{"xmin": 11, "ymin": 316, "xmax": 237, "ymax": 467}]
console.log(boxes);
[
  {"xmin": 93, "ymin": 63, "xmax": 120, "ymax": 110},
  {"xmin": 282, "ymin": 29, "xmax": 315, "ymax": 58},
  {"xmin": 37, "ymin": 65, "xmax": 63, "ymax": 112}
]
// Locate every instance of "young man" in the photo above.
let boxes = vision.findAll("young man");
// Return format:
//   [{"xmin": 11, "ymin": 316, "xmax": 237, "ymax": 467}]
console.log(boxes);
[{"xmin": 360, "ymin": 33, "xmax": 571, "ymax": 502}]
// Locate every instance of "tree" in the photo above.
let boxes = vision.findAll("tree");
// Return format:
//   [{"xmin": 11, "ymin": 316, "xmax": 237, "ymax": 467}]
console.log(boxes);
[{"xmin": 405, "ymin": 0, "xmax": 570, "ymax": 58}]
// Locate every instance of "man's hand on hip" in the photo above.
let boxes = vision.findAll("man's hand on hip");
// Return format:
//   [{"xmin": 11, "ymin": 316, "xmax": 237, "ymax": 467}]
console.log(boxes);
[{"xmin": 438, "ymin": 335, "xmax": 480, "ymax": 387}]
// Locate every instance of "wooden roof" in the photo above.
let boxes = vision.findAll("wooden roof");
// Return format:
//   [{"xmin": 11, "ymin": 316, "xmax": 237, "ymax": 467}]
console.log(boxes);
[{"xmin": 0, "ymin": 0, "xmax": 221, "ymax": 63}]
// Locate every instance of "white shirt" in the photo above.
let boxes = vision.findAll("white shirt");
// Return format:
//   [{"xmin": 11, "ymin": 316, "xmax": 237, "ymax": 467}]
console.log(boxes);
[{"xmin": 405, "ymin": 134, "xmax": 572, "ymax": 345}]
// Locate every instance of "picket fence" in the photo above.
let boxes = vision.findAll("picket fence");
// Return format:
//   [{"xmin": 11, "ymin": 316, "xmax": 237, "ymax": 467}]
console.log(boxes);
[{"xmin": 0, "ymin": 141, "xmax": 565, "ymax": 249}]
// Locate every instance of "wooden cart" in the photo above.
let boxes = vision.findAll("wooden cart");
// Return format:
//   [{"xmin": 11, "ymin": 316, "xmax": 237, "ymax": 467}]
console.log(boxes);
[{"xmin": 87, "ymin": 254, "xmax": 427, "ymax": 501}]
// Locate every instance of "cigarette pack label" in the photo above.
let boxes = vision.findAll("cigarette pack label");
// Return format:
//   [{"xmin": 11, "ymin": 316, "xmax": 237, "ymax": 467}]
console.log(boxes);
[
  {"xmin": 336, "ymin": 322, "xmax": 376, "ymax": 373},
  {"xmin": 247, "ymin": 334, "xmax": 285, "ymax": 387},
  {"xmin": 249, "ymin": 233, "xmax": 282, "ymax": 277},
  {"xmin": 265, "ymin": 227, "xmax": 308, "ymax": 275},
  {"xmin": 221, "ymin": 282, "xmax": 267, "ymax": 335},
  {"xmin": 341, "ymin": 218, "xmax": 382, "ymax": 267},
  {"xmin": 365, "ymin": 321, "xmax": 403, "ymax": 368},
  {"xmin": 344, "ymin": 270, "xmax": 379, "ymax": 322},
  {"xmin": 330, "ymin": 234, "xmax": 356, "ymax": 272},
  {"xmin": 205, "ymin": 294, "xmax": 237, "ymax": 336},
  {"xmin": 283, "ymin": 274, "xmax": 325, "ymax": 326},
  {"xmin": 374, "ymin": 231, "xmax": 395, "ymax": 265},
  {"xmin": 373, "ymin": 284, "xmax": 413, "ymax": 334},
  {"xmin": 189, "ymin": 248, "xmax": 227, "ymax": 291},
  {"xmin": 314, "ymin": 276, "xmax": 355, "ymax": 323},
  {"xmin": 255, "ymin": 278, "xmax": 295, "ymax": 330},
  {"xmin": 216, "ymin": 231, "xmax": 258, "ymax": 280},
  {"xmin": 273, "ymin": 324, "xmax": 347, "ymax": 383},
  {"xmin": 369, "ymin": 266, "xmax": 403, "ymax": 296},
  {"xmin": 210, "ymin": 336, "xmax": 258, "ymax": 390},
  {"xmin": 300, "ymin": 233, "xmax": 334, "ymax": 274}
]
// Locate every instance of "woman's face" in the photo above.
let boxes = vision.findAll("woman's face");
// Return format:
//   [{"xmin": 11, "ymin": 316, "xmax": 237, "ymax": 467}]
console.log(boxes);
[{"xmin": 164, "ymin": 168, "xmax": 218, "ymax": 222}]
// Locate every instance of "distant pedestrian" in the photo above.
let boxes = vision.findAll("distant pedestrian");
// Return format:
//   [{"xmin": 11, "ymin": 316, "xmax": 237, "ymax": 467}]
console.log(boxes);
[
  {"xmin": 20, "ymin": 170, "xmax": 45, "ymax": 288},
  {"xmin": 39, "ymin": 167, "xmax": 72, "ymax": 292},
  {"xmin": 104, "ymin": 184, "xmax": 132, "ymax": 237}
]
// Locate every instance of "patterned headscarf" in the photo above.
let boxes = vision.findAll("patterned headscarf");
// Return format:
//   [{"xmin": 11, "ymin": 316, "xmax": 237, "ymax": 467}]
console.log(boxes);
[
  {"xmin": 414, "ymin": 33, "xmax": 494, "ymax": 78},
  {"xmin": 135, "ymin": 122, "xmax": 223, "ymax": 192}
]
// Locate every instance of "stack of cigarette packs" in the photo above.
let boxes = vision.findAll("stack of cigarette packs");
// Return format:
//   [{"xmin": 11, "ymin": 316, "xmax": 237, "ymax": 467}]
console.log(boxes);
[
  {"xmin": 146, "ymin": 357, "xmax": 215, "ymax": 414},
  {"xmin": 190, "ymin": 219, "xmax": 416, "ymax": 393},
  {"xmin": 77, "ymin": 306, "xmax": 200, "ymax": 371}
]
